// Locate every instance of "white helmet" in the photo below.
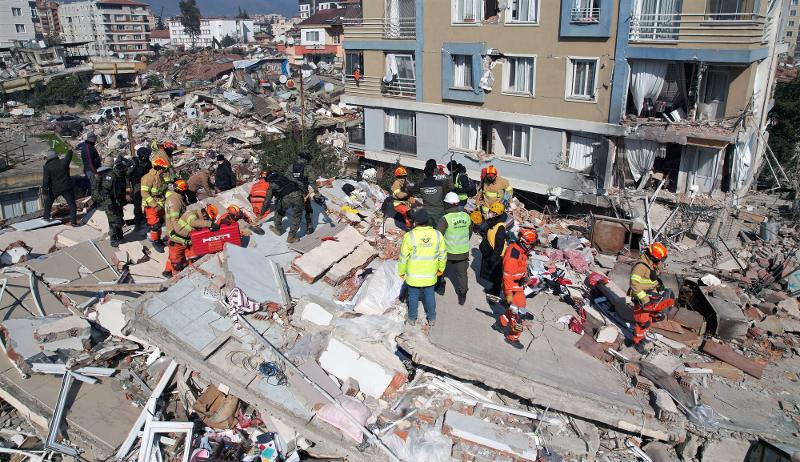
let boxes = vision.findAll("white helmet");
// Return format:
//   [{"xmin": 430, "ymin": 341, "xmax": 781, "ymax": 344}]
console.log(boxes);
[{"xmin": 444, "ymin": 192, "xmax": 460, "ymax": 204}]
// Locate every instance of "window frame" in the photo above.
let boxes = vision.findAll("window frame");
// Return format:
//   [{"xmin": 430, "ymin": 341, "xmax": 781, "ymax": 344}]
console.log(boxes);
[
  {"xmin": 562, "ymin": 131, "xmax": 601, "ymax": 173},
  {"xmin": 12, "ymin": 7, "xmax": 22, "ymax": 16},
  {"xmin": 502, "ymin": 54, "xmax": 537, "ymax": 97},
  {"xmin": 504, "ymin": 0, "xmax": 540, "ymax": 25},
  {"xmin": 449, "ymin": 116, "xmax": 482, "ymax": 153},
  {"xmin": 451, "ymin": 54, "xmax": 474, "ymax": 90},
  {"xmin": 565, "ymin": 56, "xmax": 599, "ymax": 103},
  {"xmin": 493, "ymin": 122, "xmax": 534, "ymax": 163},
  {"xmin": 15, "ymin": 24, "xmax": 26, "ymax": 33},
  {"xmin": 452, "ymin": 0, "xmax": 483, "ymax": 25},
  {"xmin": 384, "ymin": 109, "xmax": 416, "ymax": 137}
]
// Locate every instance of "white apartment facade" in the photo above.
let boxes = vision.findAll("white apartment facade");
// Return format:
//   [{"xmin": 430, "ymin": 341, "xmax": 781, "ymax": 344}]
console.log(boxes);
[
  {"xmin": 0, "ymin": 0, "xmax": 37, "ymax": 47},
  {"xmin": 168, "ymin": 18, "xmax": 254, "ymax": 48},
  {"xmin": 59, "ymin": 0, "xmax": 153, "ymax": 58}
]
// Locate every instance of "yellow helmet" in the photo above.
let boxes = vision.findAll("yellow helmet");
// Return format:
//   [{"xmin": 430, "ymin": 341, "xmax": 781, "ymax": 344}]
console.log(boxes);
[
  {"xmin": 470, "ymin": 210, "xmax": 483, "ymax": 225},
  {"xmin": 488, "ymin": 202, "xmax": 506, "ymax": 216}
]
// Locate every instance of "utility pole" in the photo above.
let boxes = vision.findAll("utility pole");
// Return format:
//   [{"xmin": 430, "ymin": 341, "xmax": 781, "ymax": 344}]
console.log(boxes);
[
  {"xmin": 299, "ymin": 69, "xmax": 306, "ymax": 144},
  {"xmin": 121, "ymin": 90, "xmax": 135, "ymax": 158}
]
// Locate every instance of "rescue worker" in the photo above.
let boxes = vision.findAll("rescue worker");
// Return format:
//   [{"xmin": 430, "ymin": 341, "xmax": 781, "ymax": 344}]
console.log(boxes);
[
  {"xmin": 166, "ymin": 204, "xmax": 219, "ymax": 275},
  {"xmin": 500, "ymin": 229, "xmax": 538, "ymax": 348},
  {"xmin": 436, "ymin": 192, "xmax": 471, "ymax": 305},
  {"xmin": 249, "ymin": 170, "xmax": 271, "ymax": 220},
  {"xmin": 186, "ymin": 168, "xmax": 215, "ymax": 204},
  {"xmin": 215, "ymin": 154, "xmax": 236, "ymax": 192},
  {"xmin": 479, "ymin": 202, "xmax": 508, "ymax": 296},
  {"xmin": 140, "ymin": 156, "xmax": 172, "ymax": 253},
  {"xmin": 391, "ymin": 166, "xmax": 415, "ymax": 230},
  {"xmin": 288, "ymin": 149, "xmax": 321, "ymax": 235},
  {"xmin": 128, "ymin": 147, "xmax": 152, "ymax": 227},
  {"xmin": 42, "ymin": 149, "xmax": 78, "ymax": 226},
  {"xmin": 216, "ymin": 204, "xmax": 266, "ymax": 236},
  {"xmin": 476, "ymin": 165, "xmax": 513, "ymax": 218},
  {"xmin": 91, "ymin": 156, "xmax": 128, "ymax": 247},
  {"xmin": 398, "ymin": 208, "xmax": 447, "ymax": 327},
  {"xmin": 77, "ymin": 132, "xmax": 101, "ymax": 187},
  {"xmin": 628, "ymin": 243, "xmax": 669, "ymax": 349},
  {"xmin": 447, "ymin": 161, "xmax": 474, "ymax": 206},
  {"xmin": 419, "ymin": 160, "xmax": 450, "ymax": 226},
  {"xmin": 264, "ymin": 170, "xmax": 305, "ymax": 243},
  {"xmin": 160, "ymin": 141, "xmax": 178, "ymax": 158},
  {"xmin": 162, "ymin": 179, "xmax": 188, "ymax": 277}
]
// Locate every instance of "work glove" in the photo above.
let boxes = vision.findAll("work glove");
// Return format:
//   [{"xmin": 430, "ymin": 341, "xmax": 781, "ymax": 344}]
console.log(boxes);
[
  {"xmin": 653, "ymin": 312, "xmax": 666, "ymax": 322},
  {"xmin": 185, "ymin": 238, "xmax": 192, "ymax": 248},
  {"xmin": 313, "ymin": 194, "xmax": 326, "ymax": 205},
  {"xmin": 436, "ymin": 271, "xmax": 443, "ymax": 277},
  {"xmin": 640, "ymin": 295, "xmax": 651, "ymax": 306},
  {"xmin": 249, "ymin": 225, "xmax": 266, "ymax": 235},
  {"xmin": 209, "ymin": 223, "xmax": 220, "ymax": 232}
]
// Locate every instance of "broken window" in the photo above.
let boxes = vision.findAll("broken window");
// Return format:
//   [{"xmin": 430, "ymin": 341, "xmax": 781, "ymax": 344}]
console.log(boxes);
[
  {"xmin": 494, "ymin": 123, "xmax": 532, "ymax": 161},
  {"xmin": 503, "ymin": 56, "xmax": 535, "ymax": 96},
  {"xmin": 566, "ymin": 58, "xmax": 597, "ymax": 101},
  {"xmin": 697, "ymin": 68, "xmax": 729, "ymax": 120},
  {"xmin": 572, "ymin": 0, "xmax": 600, "ymax": 23},
  {"xmin": 565, "ymin": 133, "xmax": 600, "ymax": 171},
  {"xmin": 383, "ymin": 53, "xmax": 416, "ymax": 97},
  {"xmin": 452, "ymin": 54, "xmax": 473, "ymax": 89}
]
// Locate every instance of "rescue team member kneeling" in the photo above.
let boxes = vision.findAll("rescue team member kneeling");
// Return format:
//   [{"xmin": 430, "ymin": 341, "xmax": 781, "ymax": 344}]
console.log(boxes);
[{"xmin": 164, "ymin": 204, "xmax": 218, "ymax": 277}]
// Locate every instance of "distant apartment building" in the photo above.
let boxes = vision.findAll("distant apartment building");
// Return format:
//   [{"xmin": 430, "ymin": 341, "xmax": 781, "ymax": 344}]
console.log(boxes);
[
  {"xmin": 343, "ymin": 0, "xmax": 787, "ymax": 205},
  {"xmin": 0, "ymin": 0, "xmax": 38, "ymax": 46},
  {"xmin": 59, "ymin": 0, "xmax": 153, "ymax": 58},
  {"xmin": 35, "ymin": 0, "xmax": 60, "ymax": 37},
  {"xmin": 298, "ymin": 0, "xmax": 349, "ymax": 20},
  {"xmin": 149, "ymin": 27, "xmax": 168, "ymax": 46},
  {"xmin": 168, "ymin": 17, "xmax": 254, "ymax": 48},
  {"xmin": 784, "ymin": 0, "xmax": 800, "ymax": 57},
  {"xmin": 293, "ymin": 7, "xmax": 358, "ymax": 66}
]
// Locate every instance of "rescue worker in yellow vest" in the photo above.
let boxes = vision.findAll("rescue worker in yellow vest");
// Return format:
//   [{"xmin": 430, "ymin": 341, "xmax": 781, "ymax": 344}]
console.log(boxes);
[
  {"xmin": 628, "ymin": 242, "xmax": 669, "ymax": 348},
  {"xmin": 398, "ymin": 208, "xmax": 447, "ymax": 327},
  {"xmin": 391, "ymin": 166, "xmax": 416, "ymax": 230},
  {"xmin": 436, "ymin": 192, "xmax": 472, "ymax": 305},
  {"xmin": 162, "ymin": 179, "xmax": 188, "ymax": 277},
  {"xmin": 479, "ymin": 202, "xmax": 508, "ymax": 296},
  {"xmin": 140, "ymin": 157, "xmax": 172, "ymax": 253},
  {"xmin": 166, "ymin": 204, "xmax": 219, "ymax": 276},
  {"xmin": 476, "ymin": 165, "xmax": 512, "ymax": 218}
]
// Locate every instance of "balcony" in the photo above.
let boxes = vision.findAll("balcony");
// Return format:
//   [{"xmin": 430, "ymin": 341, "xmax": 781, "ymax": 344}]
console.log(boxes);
[
  {"xmin": 571, "ymin": 7, "xmax": 600, "ymax": 23},
  {"xmin": 384, "ymin": 132, "xmax": 416, "ymax": 154},
  {"xmin": 344, "ymin": 76, "xmax": 417, "ymax": 99},
  {"xmin": 629, "ymin": 13, "xmax": 770, "ymax": 45},
  {"xmin": 343, "ymin": 17, "xmax": 416, "ymax": 40}
]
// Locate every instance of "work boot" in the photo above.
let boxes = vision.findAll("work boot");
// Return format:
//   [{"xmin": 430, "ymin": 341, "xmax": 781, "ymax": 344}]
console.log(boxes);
[
  {"xmin": 457, "ymin": 292, "xmax": 467, "ymax": 306},
  {"xmin": 269, "ymin": 225, "xmax": 283, "ymax": 236},
  {"xmin": 405, "ymin": 319, "xmax": 416, "ymax": 327},
  {"xmin": 286, "ymin": 234, "xmax": 297, "ymax": 244},
  {"xmin": 109, "ymin": 239, "xmax": 120, "ymax": 248},
  {"xmin": 435, "ymin": 279, "xmax": 446, "ymax": 295},
  {"xmin": 505, "ymin": 338, "xmax": 524, "ymax": 349},
  {"xmin": 152, "ymin": 239, "xmax": 165, "ymax": 253},
  {"xmin": 427, "ymin": 319, "xmax": 436, "ymax": 327},
  {"xmin": 307, "ymin": 225, "xmax": 315, "ymax": 235},
  {"xmin": 161, "ymin": 271, "xmax": 173, "ymax": 278}
]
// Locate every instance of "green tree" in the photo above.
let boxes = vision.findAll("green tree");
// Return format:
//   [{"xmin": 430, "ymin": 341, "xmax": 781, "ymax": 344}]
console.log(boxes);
[
  {"xmin": 145, "ymin": 74, "xmax": 164, "ymax": 89},
  {"xmin": 219, "ymin": 34, "xmax": 236, "ymax": 47},
  {"xmin": 258, "ymin": 127, "xmax": 343, "ymax": 179},
  {"xmin": 766, "ymin": 78, "xmax": 800, "ymax": 185},
  {"xmin": 179, "ymin": 0, "xmax": 201, "ymax": 48}
]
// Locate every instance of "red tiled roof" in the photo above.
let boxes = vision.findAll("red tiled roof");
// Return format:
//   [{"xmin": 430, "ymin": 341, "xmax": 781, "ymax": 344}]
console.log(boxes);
[
  {"xmin": 150, "ymin": 29, "xmax": 169, "ymax": 38},
  {"xmin": 97, "ymin": 0, "xmax": 150, "ymax": 6},
  {"xmin": 297, "ymin": 6, "xmax": 361, "ymax": 27}
]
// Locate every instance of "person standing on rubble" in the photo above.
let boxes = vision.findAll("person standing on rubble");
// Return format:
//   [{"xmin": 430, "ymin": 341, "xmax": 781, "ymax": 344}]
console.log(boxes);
[
  {"xmin": 77, "ymin": 133, "xmax": 101, "ymax": 188},
  {"xmin": 163, "ymin": 179, "xmax": 189, "ymax": 276},
  {"xmin": 187, "ymin": 167, "xmax": 215, "ymax": 204},
  {"xmin": 391, "ymin": 166, "xmax": 416, "ymax": 229},
  {"xmin": 288, "ymin": 149, "xmax": 322, "ymax": 235},
  {"xmin": 91, "ymin": 157, "xmax": 129, "ymax": 247},
  {"xmin": 42, "ymin": 149, "xmax": 78, "ymax": 226},
  {"xmin": 500, "ymin": 229, "xmax": 538, "ymax": 348},
  {"xmin": 166, "ymin": 204, "xmax": 219, "ymax": 276},
  {"xmin": 628, "ymin": 243, "xmax": 670, "ymax": 350},
  {"xmin": 447, "ymin": 161, "xmax": 475, "ymax": 207},
  {"xmin": 398, "ymin": 208, "xmax": 447, "ymax": 327},
  {"xmin": 419, "ymin": 159, "xmax": 451, "ymax": 227},
  {"xmin": 479, "ymin": 202, "xmax": 508, "ymax": 297},
  {"xmin": 264, "ymin": 170, "xmax": 306, "ymax": 243},
  {"xmin": 140, "ymin": 157, "xmax": 172, "ymax": 253},
  {"xmin": 436, "ymin": 192, "xmax": 472, "ymax": 305},
  {"xmin": 249, "ymin": 170, "xmax": 271, "ymax": 220},
  {"xmin": 476, "ymin": 166, "xmax": 512, "ymax": 219},
  {"xmin": 128, "ymin": 147, "xmax": 152, "ymax": 227},
  {"xmin": 159, "ymin": 141, "xmax": 178, "ymax": 158},
  {"xmin": 215, "ymin": 154, "xmax": 236, "ymax": 192}
]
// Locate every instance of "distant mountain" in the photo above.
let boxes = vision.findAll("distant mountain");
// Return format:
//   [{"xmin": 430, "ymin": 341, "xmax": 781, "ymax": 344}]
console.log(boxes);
[{"xmin": 146, "ymin": 0, "xmax": 298, "ymax": 18}]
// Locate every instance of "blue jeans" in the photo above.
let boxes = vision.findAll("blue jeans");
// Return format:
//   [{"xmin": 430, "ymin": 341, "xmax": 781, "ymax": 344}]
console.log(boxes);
[{"xmin": 406, "ymin": 284, "xmax": 436, "ymax": 321}]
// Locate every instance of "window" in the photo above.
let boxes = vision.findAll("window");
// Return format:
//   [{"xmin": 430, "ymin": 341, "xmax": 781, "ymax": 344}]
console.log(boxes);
[
  {"xmin": 565, "ymin": 133, "xmax": 600, "ymax": 171},
  {"xmin": 452, "ymin": 54, "xmax": 473, "ymax": 88},
  {"xmin": 789, "ymin": 31, "xmax": 794, "ymax": 37},
  {"xmin": 453, "ymin": 0, "xmax": 482, "ymax": 23},
  {"xmin": 494, "ymin": 123, "xmax": 532, "ymax": 161},
  {"xmin": 12, "ymin": 7, "xmax": 21, "ymax": 16},
  {"xmin": 503, "ymin": 56, "xmax": 535, "ymax": 96},
  {"xmin": 571, "ymin": 0, "xmax": 600, "ymax": 23},
  {"xmin": 566, "ymin": 58, "xmax": 598, "ymax": 101},
  {"xmin": 793, "ymin": 10, "xmax": 798, "ymax": 15},
  {"xmin": 15, "ymin": 24, "xmax": 26, "ymax": 33},
  {"xmin": 451, "ymin": 117, "xmax": 481, "ymax": 151},
  {"xmin": 385, "ymin": 110, "xmax": 417, "ymax": 154},
  {"xmin": 508, "ymin": 0, "xmax": 538, "ymax": 23},
  {"xmin": 304, "ymin": 30, "xmax": 321, "ymax": 43},
  {"xmin": 707, "ymin": 0, "xmax": 757, "ymax": 18},
  {"xmin": 698, "ymin": 68, "xmax": 729, "ymax": 120},
  {"xmin": 790, "ymin": 21, "xmax": 795, "ymax": 26},
  {"xmin": 345, "ymin": 51, "xmax": 364, "ymax": 77}
]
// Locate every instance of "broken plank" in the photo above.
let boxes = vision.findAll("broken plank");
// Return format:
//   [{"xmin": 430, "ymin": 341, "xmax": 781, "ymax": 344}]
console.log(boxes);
[
  {"xmin": 701, "ymin": 341, "xmax": 764, "ymax": 379},
  {"xmin": 53, "ymin": 282, "xmax": 165, "ymax": 293},
  {"xmin": 685, "ymin": 360, "xmax": 744, "ymax": 381},
  {"xmin": 651, "ymin": 319, "xmax": 686, "ymax": 334},
  {"xmin": 650, "ymin": 327, "xmax": 702, "ymax": 349}
]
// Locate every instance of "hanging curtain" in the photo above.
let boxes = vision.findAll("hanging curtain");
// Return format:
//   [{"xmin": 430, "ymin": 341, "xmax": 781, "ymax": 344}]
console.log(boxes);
[
  {"xmin": 454, "ymin": 118, "xmax": 480, "ymax": 151},
  {"xmin": 383, "ymin": 54, "xmax": 398, "ymax": 83},
  {"xmin": 386, "ymin": 111, "xmax": 397, "ymax": 133},
  {"xmin": 625, "ymin": 139, "xmax": 664, "ymax": 181},
  {"xmin": 568, "ymin": 134, "xmax": 596, "ymax": 171},
  {"xmin": 386, "ymin": 0, "xmax": 400, "ymax": 38},
  {"xmin": 630, "ymin": 60, "xmax": 668, "ymax": 115},
  {"xmin": 453, "ymin": 55, "xmax": 467, "ymax": 87}
]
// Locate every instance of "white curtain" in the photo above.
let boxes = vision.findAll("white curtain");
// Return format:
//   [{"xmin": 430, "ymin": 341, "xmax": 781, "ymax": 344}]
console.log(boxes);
[
  {"xmin": 630, "ymin": 60, "xmax": 668, "ymax": 115},
  {"xmin": 625, "ymin": 139, "xmax": 664, "ymax": 181},
  {"xmin": 453, "ymin": 55, "xmax": 470, "ymax": 87},
  {"xmin": 568, "ymin": 134, "xmax": 597, "ymax": 171},
  {"xmin": 734, "ymin": 135, "xmax": 754, "ymax": 193},
  {"xmin": 386, "ymin": 0, "xmax": 400, "ymax": 38},
  {"xmin": 383, "ymin": 54, "xmax": 398, "ymax": 83},
  {"xmin": 453, "ymin": 118, "xmax": 480, "ymax": 151}
]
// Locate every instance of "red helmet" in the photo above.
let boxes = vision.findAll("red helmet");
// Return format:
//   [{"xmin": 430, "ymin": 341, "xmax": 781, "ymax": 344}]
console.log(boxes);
[
  {"xmin": 152, "ymin": 157, "xmax": 169, "ymax": 169},
  {"xmin": 394, "ymin": 166, "xmax": 408, "ymax": 177},
  {"xmin": 648, "ymin": 242, "xmax": 668, "ymax": 261},
  {"xmin": 519, "ymin": 228, "xmax": 538, "ymax": 247},
  {"xmin": 226, "ymin": 204, "xmax": 241, "ymax": 215},
  {"xmin": 486, "ymin": 165, "xmax": 498, "ymax": 176},
  {"xmin": 174, "ymin": 179, "xmax": 187, "ymax": 192}
]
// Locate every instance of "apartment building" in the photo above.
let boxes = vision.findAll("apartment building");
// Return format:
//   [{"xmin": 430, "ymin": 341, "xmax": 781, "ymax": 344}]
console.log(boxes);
[
  {"xmin": 342, "ymin": 0, "xmax": 786, "ymax": 205},
  {"xmin": 299, "ymin": 0, "xmax": 349, "ymax": 20},
  {"xmin": 292, "ymin": 7, "xmax": 358, "ymax": 66},
  {"xmin": 35, "ymin": 0, "xmax": 61, "ymax": 37},
  {"xmin": 783, "ymin": 0, "xmax": 800, "ymax": 57},
  {"xmin": 167, "ymin": 18, "xmax": 254, "ymax": 48},
  {"xmin": 59, "ymin": 0, "xmax": 153, "ymax": 58},
  {"xmin": 0, "ymin": 0, "xmax": 37, "ymax": 47}
]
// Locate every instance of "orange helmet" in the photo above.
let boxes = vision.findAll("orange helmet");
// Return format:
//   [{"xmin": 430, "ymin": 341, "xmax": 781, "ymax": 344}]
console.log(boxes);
[
  {"xmin": 648, "ymin": 242, "xmax": 668, "ymax": 261},
  {"xmin": 394, "ymin": 166, "xmax": 407, "ymax": 177},
  {"xmin": 485, "ymin": 165, "xmax": 498, "ymax": 176},
  {"xmin": 174, "ymin": 179, "xmax": 187, "ymax": 192},
  {"xmin": 226, "ymin": 204, "xmax": 241, "ymax": 215},
  {"xmin": 160, "ymin": 141, "xmax": 177, "ymax": 150},
  {"xmin": 519, "ymin": 228, "xmax": 538, "ymax": 247},
  {"xmin": 152, "ymin": 157, "xmax": 169, "ymax": 169},
  {"xmin": 205, "ymin": 204, "xmax": 219, "ymax": 220}
]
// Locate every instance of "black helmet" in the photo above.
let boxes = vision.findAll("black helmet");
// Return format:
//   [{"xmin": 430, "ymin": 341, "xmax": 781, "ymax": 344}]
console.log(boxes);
[
  {"xmin": 298, "ymin": 149, "xmax": 312, "ymax": 161},
  {"xmin": 136, "ymin": 147, "xmax": 151, "ymax": 161},
  {"xmin": 115, "ymin": 155, "xmax": 132, "ymax": 170}
]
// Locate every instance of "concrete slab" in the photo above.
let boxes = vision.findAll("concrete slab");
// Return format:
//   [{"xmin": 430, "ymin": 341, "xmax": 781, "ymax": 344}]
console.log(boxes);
[
  {"xmin": 55, "ymin": 226, "xmax": 104, "ymax": 248},
  {"xmin": 318, "ymin": 337, "xmax": 396, "ymax": 399},
  {"xmin": 10, "ymin": 218, "xmax": 60, "ymax": 231},
  {"xmin": 293, "ymin": 226, "xmax": 365, "ymax": 282},
  {"xmin": 84, "ymin": 210, "xmax": 110, "ymax": 233},
  {"xmin": 324, "ymin": 242, "xmax": 377, "ymax": 286},
  {"xmin": 223, "ymin": 243, "xmax": 284, "ymax": 304},
  {"xmin": 0, "ymin": 224, "xmax": 65, "ymax": 258},
  {"xmin": 444, "ymin": 410, "xmax": 538, "ymax": 460}
]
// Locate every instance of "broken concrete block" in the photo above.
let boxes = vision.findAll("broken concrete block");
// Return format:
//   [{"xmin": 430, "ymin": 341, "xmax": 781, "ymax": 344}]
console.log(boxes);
[
  {"xmin": 651, "ymin": 389, "xmax": 679, "ymax": 422},
  {"xmin": 0, "ymin": 315, "xmax": 91, "ymax": 372},
  {"xmin": 444, "ymin": 410, "xmax": 539, "ymax": 461},
  {"xmin": 55, "ymin": 226, "xmax": 103, "ymax": 248},
  {"xmin": 95, "ymin": 298, "xmax": 150, "ymax": 345},
  {"xmin": 318, "ymin": 337, "xmax": 395, "ymax": 399},
  {"xmin": 594, "ymin": 325, "xmax": 618, "ymax": 344},
  {"xmin": 293, "ymin": 226, "xmax": 365, "ymax": 282},
  {"xmin": 300, "ymin": 302, "xmax": 334, "ymax": 326},
  {"xmin": 700, "ymin": 274, "xmax": 722, "ymax": 286},
  {"xmin": 116, "ymin": 241, "xmax": 147, "ymax": 265},
  {"xmin": 34, "ymin": 315, "xmax": 92, "ymax": 343},
  {"xmin": 0, "ymin": 241, "xmax": 31, "ymax": 265},
  {"xmin": 701, "ymin": 438, "xmax": 751, "ymax": 462},
  {"xmin": 324, "ymin": 242, "xmax": 377, "ymax": 286},
  {"xmin": 777, "ymin": 298, "xmax": 799, "ymax": 319},
  {"xmin": 84, "ymin": 210, "xmax": 110, "ymax": 233}
]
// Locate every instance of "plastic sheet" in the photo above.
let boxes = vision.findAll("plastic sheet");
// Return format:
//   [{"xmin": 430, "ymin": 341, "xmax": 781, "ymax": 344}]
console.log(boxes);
[
  {"xmin": 316, "ymin": 395, "xmax": 371, "ymax": 443},
  {"xmin": 350, "ymin": 260, "xmax": 404, "ymax": 315},
  {"xmin": 331, "ymin": 315, "xmax": 403, "ymax": 349},
  {"xmin": 383, "ymin": 428, "xmax": 453, "ymax": 462}
]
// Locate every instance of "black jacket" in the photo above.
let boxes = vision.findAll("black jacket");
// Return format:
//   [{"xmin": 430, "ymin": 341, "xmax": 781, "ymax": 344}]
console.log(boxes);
[
  {"xmin": 418, "ymin": 175, "xmax": 450, "ymax": 219},
  {"xmin": 77, "ymin": 142, "xmax": 101, "ymax": 174},
  {"xmin": 264, "ymin": 172, "xmax": 301, "ymax": 201},
  {"xmin": 215, "ymin": 159, "xmax": 236, "ymax": 191},
  {"xmin": 127, "ymin": 157, "xmax": 151, "ymax": 191},
  {"xmin": 42, "ymin": 150, "xmax": 74, "ymax": 194}
]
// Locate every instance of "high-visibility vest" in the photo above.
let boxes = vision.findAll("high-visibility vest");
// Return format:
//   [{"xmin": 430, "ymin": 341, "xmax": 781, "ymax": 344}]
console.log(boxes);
[
  {"xmin": 443, "ymin": 211, "xmax": 470, "ymax": 255},
  {"xmin": 454, "ymin": 175, "xmax": 468, "ymax": 202},
  {"xmin": 398, "ymin": 226, "xmax": 446, "ymax": 287},
  {"xmin": 487, "ymin": 221, "xmax": 507, "ymax": 256}
]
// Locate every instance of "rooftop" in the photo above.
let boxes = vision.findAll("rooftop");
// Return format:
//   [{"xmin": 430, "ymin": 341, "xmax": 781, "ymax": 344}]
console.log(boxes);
[{"xmin": 297, "ymin": 6, "xmax": 362, "ymax": 27}]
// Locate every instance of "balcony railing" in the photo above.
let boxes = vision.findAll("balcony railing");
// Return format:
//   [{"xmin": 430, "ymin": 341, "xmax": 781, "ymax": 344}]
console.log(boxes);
[
  {"xmin": 343, "ymin": 17, "xmax": 416, "ymax": 40},
  {"xmin": 384, "ymin": 132, "xmax": 416, "ymax": 154},
  {"xmin": 344, "ymin": 75, "xmax": 417, "ymax": 99},
  {"xmin": 571, "ymin": 7, "xmax": 600, "ymax": 23},
  {"xmin": 629, "ymin": 13, "xmax": 769, "ymax": 45}
]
